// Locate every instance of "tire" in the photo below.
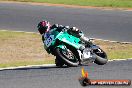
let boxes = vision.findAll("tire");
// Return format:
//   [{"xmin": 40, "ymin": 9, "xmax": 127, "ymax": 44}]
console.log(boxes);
[
  {"xmin": 55, "ymin": 57, "xmax": 64, "ymax": 67},
  {"xmin": 93, "ymin": 48, "xmax": 108, "ymax": 65},
  {"xmin": 55, "ymin": 47, "xmax": 79, "ymax": 67}
]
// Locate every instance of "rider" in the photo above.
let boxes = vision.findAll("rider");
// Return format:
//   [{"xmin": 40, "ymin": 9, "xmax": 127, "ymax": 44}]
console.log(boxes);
[
  {"xmin": 37, "ymin": 20, "xmax": 91, "ymax": 66},
  {"xmin": 37, "ymin": 20, "xmax": 90, "ymax": 45}
]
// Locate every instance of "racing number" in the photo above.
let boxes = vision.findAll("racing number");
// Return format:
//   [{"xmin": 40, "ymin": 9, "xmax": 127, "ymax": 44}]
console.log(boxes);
[{"xmin": 44, "ymin": 35, "xmax": 54, "ymax": 47}]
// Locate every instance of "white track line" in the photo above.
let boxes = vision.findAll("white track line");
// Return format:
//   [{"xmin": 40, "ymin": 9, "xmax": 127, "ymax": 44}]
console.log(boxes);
[
  {"xmin": 1, "ymin": 30, "xmax": 132, "ymax": 44},
  {"xmin": 0, "ymin": 59, "xmax": 132, "ymax": 70},
  {"xmin": 0, "ymin": 30, "xmax": 40, "ymax": 34},
  {"xmin": 90, "ymin": 38, "xmax": 132, "ymax": 44},
  {"xmin": 0, "ymin": 64, "xmax": 56, "ymax": 71},
  {"xmin": 108, "ymin": 58, "xmax": 132, "ymax": 62}
]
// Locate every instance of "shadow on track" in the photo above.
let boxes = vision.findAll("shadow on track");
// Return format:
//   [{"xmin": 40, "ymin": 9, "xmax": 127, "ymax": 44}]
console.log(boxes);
[{"xmin": 0, "ymin": 64, "xmax": 90, "ymax": 71}]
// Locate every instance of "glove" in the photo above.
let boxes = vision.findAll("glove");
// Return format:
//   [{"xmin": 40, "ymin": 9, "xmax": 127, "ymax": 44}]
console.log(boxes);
[
  {"xmin": 70, "ymin": 27, "xmax": 80, "ymax": 33},
  {"xmin": 70, "ymin": 27, "xmax": 83, "ymax": 37}
]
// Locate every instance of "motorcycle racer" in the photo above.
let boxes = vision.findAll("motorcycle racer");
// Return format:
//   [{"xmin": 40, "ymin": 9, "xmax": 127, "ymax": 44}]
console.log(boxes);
[
  {"xmin": 37, "ymin": 20, "xmax": 90, "ymax": 45},
  {"xmin": 37, "ymin": 20, "xmax": 91, "ymax": 66}
]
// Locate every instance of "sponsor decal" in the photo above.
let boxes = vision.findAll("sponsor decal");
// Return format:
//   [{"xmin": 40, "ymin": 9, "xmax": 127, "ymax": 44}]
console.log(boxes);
[{"xmin": 79, "ymin": 67, "xmax": 131, "ymax": 86}]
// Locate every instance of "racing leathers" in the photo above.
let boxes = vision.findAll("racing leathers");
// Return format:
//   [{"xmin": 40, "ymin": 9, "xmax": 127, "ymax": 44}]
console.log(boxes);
[
  {"xmin": 42, "ymin": 24, "xmax": 91, "ymax": 66},
  {"xmin": 42, "ymin": 24, "xmax": 90, "ymax": 46}
]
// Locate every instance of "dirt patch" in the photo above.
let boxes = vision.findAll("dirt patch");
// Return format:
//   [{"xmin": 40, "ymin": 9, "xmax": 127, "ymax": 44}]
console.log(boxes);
[
  {"xmin": 93, "ymin": 40, "xmax": 132, "ymax": 59},
  {"xmin": 0, "ymin": 31, "xmax": 54, "ymax": 65}
]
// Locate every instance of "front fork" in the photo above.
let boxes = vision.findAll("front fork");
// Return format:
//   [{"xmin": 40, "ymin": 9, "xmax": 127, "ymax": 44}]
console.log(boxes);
[{"xmin": 77, "ymin": 48, "xmax": 96, "ymax": 64}]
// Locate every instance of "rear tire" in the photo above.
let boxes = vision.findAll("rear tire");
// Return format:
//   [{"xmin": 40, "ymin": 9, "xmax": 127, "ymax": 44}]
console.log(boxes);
[
  {"xmin": 55, "ymin": 57, "xmax": 64, "ymax": 67},
  {"xmin": 55, "ymin": 47, "xmax": 79, "ymax": 67}
]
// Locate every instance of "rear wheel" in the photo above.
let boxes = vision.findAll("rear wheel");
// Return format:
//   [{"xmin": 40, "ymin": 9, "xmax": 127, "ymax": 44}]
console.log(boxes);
[
  {"xmin": 55, "ymin": 47, "xmax": 79, "ymax": 67},
  {"xmin": 55, "ymin": 57, "xmax": 64, "ymax": 67}
]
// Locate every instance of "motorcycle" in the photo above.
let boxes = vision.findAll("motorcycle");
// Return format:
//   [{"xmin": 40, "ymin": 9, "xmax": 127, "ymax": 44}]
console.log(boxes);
[{"xmin": 43, "ymin": 27, "xmax": 108, "ymax": 67}]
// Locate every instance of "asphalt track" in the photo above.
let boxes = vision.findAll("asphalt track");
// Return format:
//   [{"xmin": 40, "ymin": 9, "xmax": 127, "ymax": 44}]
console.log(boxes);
[
  {"xmin": 0, "ymin": 2, "xmax": 132, "ymax": 88},
  {"xmin": 0, "ymin": 2, "xmax": 132, "ymax": 42},
  {"xmin": 0, "ymin": 60, "xmax": 132, "ymax": 88}
]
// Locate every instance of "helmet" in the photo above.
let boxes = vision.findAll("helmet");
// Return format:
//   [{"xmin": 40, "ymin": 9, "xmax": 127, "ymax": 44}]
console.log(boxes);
[{"xmin": 37, "ymin": 20, "xmax": 51, "ymax": 34}]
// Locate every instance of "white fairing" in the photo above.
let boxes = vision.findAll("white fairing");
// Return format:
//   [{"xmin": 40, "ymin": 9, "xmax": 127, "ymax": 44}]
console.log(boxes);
[
  {"xmin": 83, "ymin": 51, "xmax": 91, "ymax": 59},
  {"xmin": 77, "ymin": 49, "xmax": 92, "ymax": 61},
  {"xmin": 77, "ymin": 50, "xmax": 82, "ymax": 60},
  {"xmin": 82, "ymin": 48, "xmax": 92, "ymax": 60}
]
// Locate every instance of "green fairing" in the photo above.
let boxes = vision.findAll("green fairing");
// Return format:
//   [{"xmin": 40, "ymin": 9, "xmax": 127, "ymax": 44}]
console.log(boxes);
[
  {"xmin": 44, "ymin": 28, "xmax": 82, "ymax": 54},
  {"xmin": 57, "ymin": 32, "xmax": 81, "ymax": 49}
]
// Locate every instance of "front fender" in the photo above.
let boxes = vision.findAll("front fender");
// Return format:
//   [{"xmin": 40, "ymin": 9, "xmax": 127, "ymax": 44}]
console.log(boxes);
[{"xmin": 90, "ymin": 44, "xmax": 100, "ymax": 50}]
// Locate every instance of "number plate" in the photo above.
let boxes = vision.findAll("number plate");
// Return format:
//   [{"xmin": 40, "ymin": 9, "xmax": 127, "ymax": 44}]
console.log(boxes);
[{"xmin": 44, "ymin": 35, "xmax": 54, "ymax": 47}]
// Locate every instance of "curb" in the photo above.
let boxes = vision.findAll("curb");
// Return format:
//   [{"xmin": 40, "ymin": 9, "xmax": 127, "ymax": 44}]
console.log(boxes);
[
  {"xmin": 90, "ymin": 38, "xmax": 132, "ymax": 44},
  {"xmin": 1, "ymin": 30, "xmax": 132, "ymax": 44},
  {"xmin": 108, "ymin": 58, "xmax": 132, "ymax": 62},
  {"xmin": 0, "ymin": 59, "xmax": 132, "ymax": 71},
  {"xmin": 0, "ymin": 64, "xmax": 56, "ymax": 71},
  {"xmin": 0, "ymin": 30, "xmax": 40, "ymax": 34}
]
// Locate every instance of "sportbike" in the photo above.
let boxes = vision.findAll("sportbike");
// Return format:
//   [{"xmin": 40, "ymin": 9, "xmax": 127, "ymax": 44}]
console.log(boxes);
[{"xmin": 43, "ymin": 28, "xmax": 108, "ymax": 67}]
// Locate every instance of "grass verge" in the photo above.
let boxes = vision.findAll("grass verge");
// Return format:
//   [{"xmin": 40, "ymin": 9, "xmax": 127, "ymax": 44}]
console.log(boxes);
[
  {"xmin": 0, "ymin": 0, "xmax": 132, "ymax": 8},
  {"xmin": 0, "ymin": 30, "xmax": 132, "ymax": 68},
  {"xmin": 0, "ymin": 30, "xmax": 55, "ymax": 68}
]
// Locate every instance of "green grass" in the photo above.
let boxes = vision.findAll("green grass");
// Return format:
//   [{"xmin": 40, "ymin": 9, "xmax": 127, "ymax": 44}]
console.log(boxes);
[
  {"xmin": 0, "ymin": 60, "xmax": 54, "ymax": 68},
  {"xmin": 0, "ymin": 30, "xmax": 132, "ymax": 68},
  {"xmin": 94, "ymin": 40, "xmax": 132, "ymax": 60},
  {"xmin": 0, "ymin": 30, "xmax": 55, "ymax": 68},
  {"xmin": 1, "ymin": 0, "xmax": 132, "ymax": 8}
]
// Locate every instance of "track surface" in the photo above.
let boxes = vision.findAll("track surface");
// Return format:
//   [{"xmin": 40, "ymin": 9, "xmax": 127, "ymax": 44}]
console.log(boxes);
[
  {"xmin": 0, "ymin": 60, "xmax": 132, "ymax": 88},
  {"xmin": 0, "ymin": 2, "xmax": 132, "ymax": 42},
  {"xmin": 0, "ymin": 2, "xmax": 132, "ymax": 88}
]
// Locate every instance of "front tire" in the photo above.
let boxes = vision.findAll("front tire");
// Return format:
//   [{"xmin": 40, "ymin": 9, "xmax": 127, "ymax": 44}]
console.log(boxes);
[
  {"xmin": 55, "ymin": 47, "xmax": 79, "ymax": 67},
  {"xmin": 93, "ymin": 48, "xmax": 108, "ymax": 65}
]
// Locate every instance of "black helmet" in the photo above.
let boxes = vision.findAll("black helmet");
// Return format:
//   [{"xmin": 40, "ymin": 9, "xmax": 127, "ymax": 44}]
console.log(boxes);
[{"xmin": 37, "ymin": 20, "xmax": 51, "ymax": 34}]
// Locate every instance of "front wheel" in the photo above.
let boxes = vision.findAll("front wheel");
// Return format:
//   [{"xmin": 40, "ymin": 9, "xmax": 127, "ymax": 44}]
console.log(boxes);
[
  {"xmin": 55, "ymin": 47, "xmax": 79, "ymax": 67},
  {"xmin": 93, "ymin": 48, "xmax": 108, "ymax": 65}
]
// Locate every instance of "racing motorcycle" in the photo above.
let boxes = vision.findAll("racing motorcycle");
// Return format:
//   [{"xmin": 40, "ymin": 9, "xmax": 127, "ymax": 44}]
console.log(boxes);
[{"xmin": 43, "ymin": 27, "xmax": 108, "ymax": 67}]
